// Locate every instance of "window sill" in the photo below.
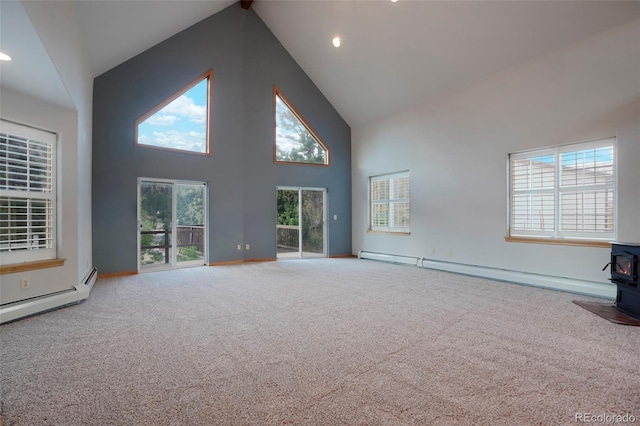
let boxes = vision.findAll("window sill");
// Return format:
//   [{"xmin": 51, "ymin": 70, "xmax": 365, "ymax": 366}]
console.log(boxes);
[
  {"xmin": 274, "ymin": 160, "xmax": 330, "ymax": 167},
  {"xmin": 0, "ymin": 258, "xmax": 66, "ymax": 275},
  {"xmin": 368, "ymin": 230, "xmax": 411, "ymax": 236},
  {"xmin": 505, "ymin": 236, "xmax": 611, "ymax": 248}
]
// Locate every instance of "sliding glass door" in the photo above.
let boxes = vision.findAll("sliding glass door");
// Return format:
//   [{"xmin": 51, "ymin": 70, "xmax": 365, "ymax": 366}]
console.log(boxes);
[
  {"xmin": 301, "ymin": 189, "xmax": 325, "ymax": 256},
  {"xmin": 276, "ymin": 187, "xmax": 326, "ymax": 258},
  {"xmin": 176, "ymin": 183, "xmax": 207, "ymax": 267},
  {"xmin": 138, "ymin": 179, "xmax": 207, "ymax": 271}
]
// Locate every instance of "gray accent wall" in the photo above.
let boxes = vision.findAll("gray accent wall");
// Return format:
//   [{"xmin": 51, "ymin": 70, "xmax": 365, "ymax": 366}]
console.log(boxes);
[{"xmin": 93, "ymin": 5, "xmax": 351, "ymax": 274}]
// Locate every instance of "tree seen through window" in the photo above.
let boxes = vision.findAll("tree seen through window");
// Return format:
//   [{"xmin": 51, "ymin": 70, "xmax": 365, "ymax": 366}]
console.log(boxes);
[{"xmin": 274, "ymin": 87, "xmax": 328, "ymax": 165}]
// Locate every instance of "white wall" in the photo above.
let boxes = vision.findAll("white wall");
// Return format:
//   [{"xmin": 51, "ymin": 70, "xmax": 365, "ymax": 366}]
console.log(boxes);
[
  {"xmin": 0, "ymin": 88, "xmax": 80, "ymax": 303},
  {"xmin": 352, "ymin": 19, "xmax": 640, "ymax": 287},
  {"xmin": 0, "ymin": 1, "xmax": 94, "ymax": 306},
  {"xmin": 22, "ymin": 0, "xmax": 94, "ymax": 284}
]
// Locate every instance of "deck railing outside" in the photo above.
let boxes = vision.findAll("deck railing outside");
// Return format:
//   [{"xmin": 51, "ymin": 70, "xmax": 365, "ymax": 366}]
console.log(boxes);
[
  {"xmin": 141, "ymin": 225, "xmax": 204, "ymax": 264},
  {"xmin": 276, "ymin": 225, "xmax": 299, "ymax": 249}
]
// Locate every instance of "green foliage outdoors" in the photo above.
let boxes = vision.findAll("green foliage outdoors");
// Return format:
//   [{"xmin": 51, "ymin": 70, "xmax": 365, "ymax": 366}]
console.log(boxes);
[
  {"xmin": 301, "ymin": 191, "xmax": 323, "ymax": 253},
  {"xmin": 277, "ymin": 189, "xmax": 323, "ymax": 253},
  {"xmin": 177, "ymin": 246, "xmax": 202, "ymax": 262},
  {"xmin": 277, "ymin": 190, "xmax": 299, "ymax": 226},
  {"xmin": 177, "ymin": 186, "xmax": 204, "ymax": 226},
  {"xmin": 139, "ymin": 183, "xmax": 171, "ymax": 253},
  {"xmin": 140, "ymin": 183, "xmax": 205, "ymax": 229},
  {"xmin": 140, "ymin": 183, "xmax": 172, "ymax": 228},
  {"xmin": 140, "ymin": 183, "xmax": 205, "ymax": 265},
  {"xmin": 140, "ymin": 217, "xmax": 155, "ymax": 248},
  {"xmin": 275, "ymin": 96, "xmax": 326, "ymax": 164}
]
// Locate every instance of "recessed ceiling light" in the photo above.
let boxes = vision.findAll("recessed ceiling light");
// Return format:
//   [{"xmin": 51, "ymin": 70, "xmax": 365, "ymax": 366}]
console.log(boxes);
[
  {"xmin": 0, "ymin": 51, "xmax": 11, "ymax": 61},
  {"xmin": 332, "ymin": 37, "xmax": 341, "ymax": 48},
  {"xmin": 391, "ymin": 0, "xmax": 399, "ymax": 3}
]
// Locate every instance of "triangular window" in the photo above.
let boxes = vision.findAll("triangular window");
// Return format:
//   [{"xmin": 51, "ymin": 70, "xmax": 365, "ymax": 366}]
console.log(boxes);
[
  {"xmin": 136, "ymin": 70, "xmax": 212, "ymax": 155},
  {"xmin": 274, "ymin": 86, "xmax": 329, "ymax": 165}
]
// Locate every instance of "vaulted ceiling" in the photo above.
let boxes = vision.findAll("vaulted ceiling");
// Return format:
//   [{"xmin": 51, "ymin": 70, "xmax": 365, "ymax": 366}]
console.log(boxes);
[{"xmin": 1, "ymin": 0, "xmax": 639, "ymax": 126}]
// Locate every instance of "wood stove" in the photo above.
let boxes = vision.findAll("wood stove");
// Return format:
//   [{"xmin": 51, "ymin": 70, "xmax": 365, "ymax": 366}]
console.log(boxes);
[{"xmin": 605, "ymin": 243, "xmax": 640, "ymax": 319}]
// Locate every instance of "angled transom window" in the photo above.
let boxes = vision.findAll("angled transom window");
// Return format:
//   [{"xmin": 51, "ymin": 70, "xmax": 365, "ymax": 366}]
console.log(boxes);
[
  {"xmin": 136, "ymin": 70, "xmax": 212, "ymax": 155},
  {"xmin": 274, "ymin": 86, "xmax": 329, "ymax": 166}
]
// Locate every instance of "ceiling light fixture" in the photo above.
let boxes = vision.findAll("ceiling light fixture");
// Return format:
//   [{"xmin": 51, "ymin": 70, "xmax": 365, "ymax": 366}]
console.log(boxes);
[
  {"xmin": 332, "ymin": 37, "xmax": 341, "ymax": 48},
  {"xmin": 0, "ymin": 51, "xmax": 12, "ymax": 61},
  {"xmin": 391, "ymin": 0, "xmax": 399, "ymax": 3}
]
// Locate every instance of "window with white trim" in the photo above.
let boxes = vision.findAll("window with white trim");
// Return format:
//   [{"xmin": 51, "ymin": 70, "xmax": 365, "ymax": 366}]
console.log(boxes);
[
  {"xmin": 0, "ymin": 120, "xmax": 57, "ymax": 264},
  {"xmin": 370, "ymin": 171, "xmax": 410, "ymax": 233},
  {"xmin": 508, "ymin": 138, "xmax": 615, "ymax": 241}
]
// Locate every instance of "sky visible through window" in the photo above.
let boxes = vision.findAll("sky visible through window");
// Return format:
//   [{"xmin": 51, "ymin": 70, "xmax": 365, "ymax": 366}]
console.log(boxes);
[
  {"xmin": 275, "ymin": 93, "xmax": 327, "ymax": 165},
  {"xmin": 531, "ymin": 146, "xmax": 613, "ymax": 166},
  {"xmin": 137, "ymin": 79, "xmax": 208, "ymax": 153},
  {"xmin": 561, "ymin": 147, "xmax": 612, "ymax": 166}
]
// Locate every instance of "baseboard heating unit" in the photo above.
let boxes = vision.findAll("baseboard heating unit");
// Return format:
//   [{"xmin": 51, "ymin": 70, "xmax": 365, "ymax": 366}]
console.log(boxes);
[
  {"xmin": 0, "ymin": 266, "xmax": 98, "ymax": 324},
  {"xmin": 358, "ymin": 251, "xmax": 615, "ymax": 299}
]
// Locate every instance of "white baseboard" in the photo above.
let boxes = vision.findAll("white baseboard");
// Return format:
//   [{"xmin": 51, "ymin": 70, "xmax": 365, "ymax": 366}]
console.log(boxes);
[
  {"xmin": 358, "ymin": 251, "xmax": 615, "ymax": 299},
  {"xmin": 0, "ymin": 266, "xmax": 98, "ymax": 324}
]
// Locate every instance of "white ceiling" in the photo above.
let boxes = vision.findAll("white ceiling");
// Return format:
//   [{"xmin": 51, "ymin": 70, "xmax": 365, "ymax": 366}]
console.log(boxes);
[
  {"xmin": 74, "ymin": 0, "xmax": 236, "ymax": 77},
  {"xmin": 0, "ymin": 1, "xmax": 74, "ymax": 109},
  {"xmin": 255, "ymin": 0, "xmax": 640, "ymax": 125},
  {"xmin": 1, "ymin": 0, "xmax": 639, "ymax": 126}
]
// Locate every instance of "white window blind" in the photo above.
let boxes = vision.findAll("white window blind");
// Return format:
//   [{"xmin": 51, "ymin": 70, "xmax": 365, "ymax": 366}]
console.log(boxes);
[
  {"xmin": 370, "ymin": 171, "xmax": 410, "ymax": 232},
  {"xmin": 509, "ymin": 138, "xmax": 615, "ymax": 240},
  {"xmin": 0, "ymin": 120, "xmax": 56, "ymax": 264}
]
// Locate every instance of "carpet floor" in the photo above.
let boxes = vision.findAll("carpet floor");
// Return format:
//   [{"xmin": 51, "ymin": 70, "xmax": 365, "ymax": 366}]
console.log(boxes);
[{"xmin": 1, "ymin": 259, "xmax": 639, "ymax": 425}]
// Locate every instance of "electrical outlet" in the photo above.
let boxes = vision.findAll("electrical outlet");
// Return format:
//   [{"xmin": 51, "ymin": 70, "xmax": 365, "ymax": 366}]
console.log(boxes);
[
  {"xmin": 333, "ymin": 215, "xmax": 338, "ymax": 220},
  {"xmin": 431, "ymin": 248, "xmax": 436, "ymax": 255},
  {"xmin": 448, "ymin": 251, "xmax": 453, "ymax": 258},
  {"xmin": 20, "ymin": 278, "xmax": 30, "ymax": 290},
  {"xmin": 237, "ymin": 244, "xmax": 241, "ymax": 250},
  {"xmin": 245, "ymin": 244, "xmax": 250, "ymax": 250}
]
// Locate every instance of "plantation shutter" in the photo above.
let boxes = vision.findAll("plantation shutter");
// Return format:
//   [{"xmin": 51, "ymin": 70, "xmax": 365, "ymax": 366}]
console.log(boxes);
[
  {"xmin": 370, "ymin": 171, "xmax": 410, "ymax": 232},
  {"xmin": 509, "ymin": 138, "xmax": 615, "ymax": 240},
  {"xmin": 558, "ymin": 140, "xmax": 615, "ymax": 238},
  {"xmin": 509, "ymin": 149, "xmax": 556, "ymax": 236},
  {"xmin": 0, "ymin": 120, "xmax": 56, "ymax": 264}
]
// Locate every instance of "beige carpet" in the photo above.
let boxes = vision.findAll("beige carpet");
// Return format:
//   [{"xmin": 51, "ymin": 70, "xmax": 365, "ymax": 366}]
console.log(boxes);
[{"xmin": 1, "ymin": 259, "xmax": 638, "ymax": 425}]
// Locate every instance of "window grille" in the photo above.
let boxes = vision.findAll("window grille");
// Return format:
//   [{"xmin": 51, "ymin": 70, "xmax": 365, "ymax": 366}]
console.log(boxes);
[
  {"xmin": 370, "ymin": 171, "xmax": 410, "ymax": 233},
  {"xmin": 509, "ymin": 138, "xmax": 615, "ymax": 240}
]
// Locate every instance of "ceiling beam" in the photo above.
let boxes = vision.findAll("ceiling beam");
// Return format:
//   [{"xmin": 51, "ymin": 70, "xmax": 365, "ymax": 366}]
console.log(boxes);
[{"xmin": 240, "ymin": 1, "xmax": 253, "ymax": 10}]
